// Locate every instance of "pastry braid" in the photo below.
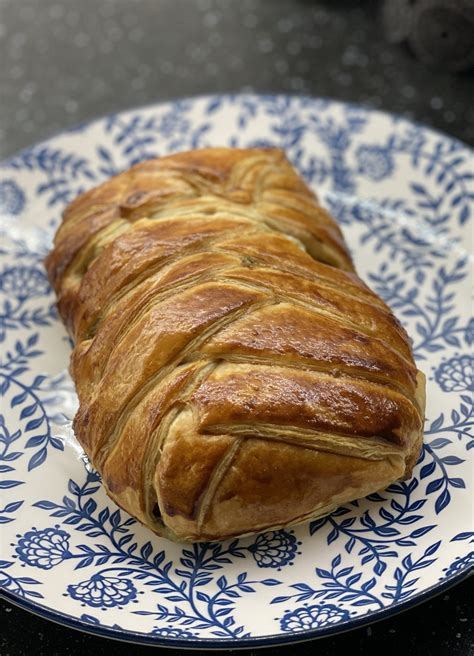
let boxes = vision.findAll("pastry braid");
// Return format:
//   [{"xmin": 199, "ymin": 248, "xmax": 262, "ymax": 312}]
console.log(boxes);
[{"xmin": 45, "ymin": 148, "xmax": 425, "ymax": 542}]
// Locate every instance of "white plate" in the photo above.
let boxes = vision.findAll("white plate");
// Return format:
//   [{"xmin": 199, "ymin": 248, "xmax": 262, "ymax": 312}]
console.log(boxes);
[{"xmin": 0, "ymin": 94, "xmax": 472, "ymax": 649}]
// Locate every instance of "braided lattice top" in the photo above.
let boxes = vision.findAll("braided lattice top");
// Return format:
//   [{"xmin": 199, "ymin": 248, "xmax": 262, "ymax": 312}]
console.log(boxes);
[{"xmin": 45, "ymin": 148, "xmax": 425, "ymax": 542}]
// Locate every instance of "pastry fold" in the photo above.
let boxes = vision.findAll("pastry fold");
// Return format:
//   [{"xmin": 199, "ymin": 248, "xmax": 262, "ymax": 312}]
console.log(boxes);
[{"xmin": 45, "ymin": 148, "xmax": 425, "ymax": 542}]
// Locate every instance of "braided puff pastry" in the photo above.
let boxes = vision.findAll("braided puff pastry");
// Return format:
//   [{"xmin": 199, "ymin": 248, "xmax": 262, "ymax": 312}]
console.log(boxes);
[{"xmin": 45, "ymin": 148, "xmax": 425, "ymax": 542}]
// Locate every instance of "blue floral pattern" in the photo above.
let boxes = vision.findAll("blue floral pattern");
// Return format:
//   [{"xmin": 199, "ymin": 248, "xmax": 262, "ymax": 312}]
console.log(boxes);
[
  {"xmin": 15, "ymin": 526, "xmax": 71, "ymax": 569},
  {"xmin": 0, "ymin": 179, "xmax": 25, "ymax": 215},
  {"xmin": 0, "ymin": 95, "xmax": 472, "ymax": 647},
  {"xmin": 443, "ymin": 552, "xmax": 474, "ymax": 577},
  {"xmin": 151, "ymin": 626, "xmax": 195, "ymax": 638},
  {"xmin": 0, "ymin": 265, "xmax": 56, "ymax": 342},
  {"xmin": 158, "ymin": 108, "xmax": 191, "ymax": 139},
  {"xmin": 356, "ymin": 145, "xmax": 394, "ymax": 181},
  {"xmin": 248, "ymin": 531, "xmax": 300, "ymax": 569},
  {"xmin": 0, "ymin": 266, "xmax": 49, "ymax": 298},
  {"xmin": 435, "ymin": 355, "xmax": 474, "ymax": 393},
  {"xmin": 280, "ymin": 603, "xmax": 350, "ymax": 632},
  {"xmin": 67, "ymin": 575, "xmax": 138, "ymax": 608}
]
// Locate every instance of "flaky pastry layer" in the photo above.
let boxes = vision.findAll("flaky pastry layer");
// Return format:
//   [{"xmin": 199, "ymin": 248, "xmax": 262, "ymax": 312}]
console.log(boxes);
[{"xmin": 45, "ymin": 148, "xmax": 425, "ymax": 541}]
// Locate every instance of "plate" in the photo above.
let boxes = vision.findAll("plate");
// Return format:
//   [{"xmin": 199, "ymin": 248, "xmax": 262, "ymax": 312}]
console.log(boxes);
[{"xmin": 0, "ymin": 94, "xmax": 472, "ymax": 649}]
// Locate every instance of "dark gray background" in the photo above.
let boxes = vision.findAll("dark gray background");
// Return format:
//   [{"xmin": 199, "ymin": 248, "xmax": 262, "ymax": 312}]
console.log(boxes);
[
  {"xmin": 0, "ymin": 1, "xmax": 472, "ymax": 655},
  {"xmin": 0, "ymin": 0, "xmax": 473, "ymax": 159}
]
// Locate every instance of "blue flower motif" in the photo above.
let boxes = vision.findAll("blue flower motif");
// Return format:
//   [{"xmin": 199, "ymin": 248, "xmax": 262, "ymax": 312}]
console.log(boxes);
[
  {"xmin": 158, "ymin": 111, "xmax": 190, "ymax": 138},
  {"xmin": 443, "ymin": 552, "xmax": 474, "ymax": 577},
  {"xmin": 0, "ymin": 266, "xmax": 50, "ymax": 300},
  {"xmin": 2, "ymin": 96, "xmax": 473, "ymax": 642},
  {"xmin": 356, "ymin": 145, "xmax": 394, "ymax": 181},
  {"xmin": 0, "ymin": 179, "xmax": 25, "ymax": 215},
  {"xmin": 248, "ymin": 530, "xmax": 299, "ymax": 570},
  {"xmin": 15, "ymin": 526, "xmax": 71, "ymax": 569},
  {"xmin": 151, "ymin": 626, "xmax": 194, "ymax": 638},
  {"xmin": 279, "ymin": 603, "xmax": 350, "ymax": 632},
  {"xmin": 67, "ymin": 574, "xmax": 138, "ymax": 608},
  {"xmin": 435, "ymin": 355, "xmax": 474, "ymax": 393}
]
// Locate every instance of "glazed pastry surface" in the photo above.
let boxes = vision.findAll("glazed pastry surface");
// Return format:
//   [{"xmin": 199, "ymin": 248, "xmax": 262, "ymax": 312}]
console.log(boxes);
[{"xmin": 45, "ymin": 148, "xmax": 425, "ymax": 541}]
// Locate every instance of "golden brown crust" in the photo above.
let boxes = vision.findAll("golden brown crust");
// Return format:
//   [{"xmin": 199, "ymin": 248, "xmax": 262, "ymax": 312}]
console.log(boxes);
[
  {"xmin": 197, "ymin": 441, "xmax": 406, "ymax": 540},
  {"xmin": 45, "ymin": 147, "xmax": 425, "ymax": 542}
]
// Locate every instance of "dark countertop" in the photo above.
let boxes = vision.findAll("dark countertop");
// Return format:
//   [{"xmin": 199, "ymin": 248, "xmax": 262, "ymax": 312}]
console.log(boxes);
[
  {"xmin": 1, "ymin": 0, "xmax": 473, "ymax": 160},
  {"xmin": 0, "ymin": 1, "xmax": 472, "ymax": 655}
]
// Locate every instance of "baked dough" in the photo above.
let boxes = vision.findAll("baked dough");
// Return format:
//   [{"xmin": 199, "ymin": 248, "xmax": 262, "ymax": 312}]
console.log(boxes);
[{"xmin": 45, "ymin": 148, "xmax": 425, "ymax": 542}]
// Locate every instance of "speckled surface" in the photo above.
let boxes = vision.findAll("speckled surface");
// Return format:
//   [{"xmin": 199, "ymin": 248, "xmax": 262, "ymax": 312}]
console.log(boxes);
[
  {"xmin": 0, "ymin": 0, "xmax": 473, "ymax": 159},
  {"xmin": 0, "ymin": 1, "xmax": 473, "ymax": 654}
]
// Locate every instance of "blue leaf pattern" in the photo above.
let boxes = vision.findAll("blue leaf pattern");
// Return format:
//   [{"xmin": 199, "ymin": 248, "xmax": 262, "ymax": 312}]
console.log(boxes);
[{"xmin": 0, "ymin": 95, "xmax": 471, "ymax": 644}]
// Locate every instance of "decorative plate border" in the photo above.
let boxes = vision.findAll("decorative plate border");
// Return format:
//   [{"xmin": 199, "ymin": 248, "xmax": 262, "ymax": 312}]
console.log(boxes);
[
  {"xmin": 0, "ymin": 94, "xmax": 472, "ymax": 649},
  {"xmin": 1, "ymin": 569, "xmax": 472, "ymax": 649}
]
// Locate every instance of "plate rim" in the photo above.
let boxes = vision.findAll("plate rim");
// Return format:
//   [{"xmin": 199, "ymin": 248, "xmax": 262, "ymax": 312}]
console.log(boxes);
[
  {"xmin": 0, "ymin": 92, "xmax": 472, "ymax": 649},
  {"xmin": 1, "ymin": 569, "xmax": 472, "ymax": 650},
  {"xmin": 1, "ymin": 91, "xmax": 472, "ymax": 167}
]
